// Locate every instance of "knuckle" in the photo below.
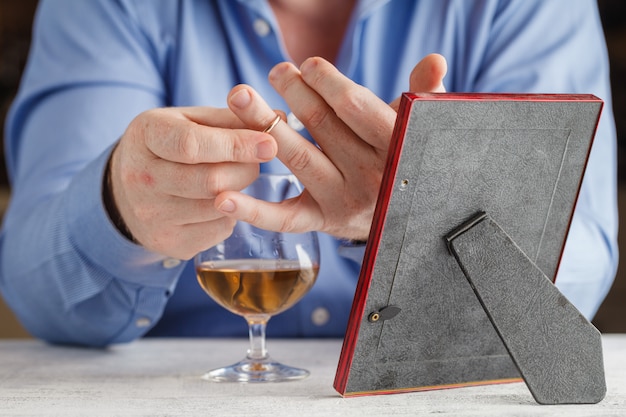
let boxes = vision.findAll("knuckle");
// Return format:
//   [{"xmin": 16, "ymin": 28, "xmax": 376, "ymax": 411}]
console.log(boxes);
[
  {"xmin": 229, "ymin": 133, "xmax": 248, "ymax": 161},
  {"xmin": 278, "ymin": 214, "xmax": 298, "ymax": 234},
  {"xmin": 299, "ymin": 106, "xmax": 329, "ymax": 130},
  {"xmin": 277, "ymin": 70, "xmax": 302, "ymax": 93},
  {"xmin": 248, "ymin": 207, "xmax": 263, "ymax": 224},
  {"xmin": 177, "ymin": 129, "xmax": 201, "ymax": 163},
  {"xmin": 207, "ymin": 128, "xmax": 239, "ymax": 162},
  {"xmin": 245, "ymin": 205, "xmax": 263, "ymax": 225},
  {"xmin": 203, "ymin": 171, "xmax": 222, "ymax": 197},
  {"xmin": 285, "ymin": 146, "xmax": 314, "ymax": 172},
  {"xmin": 125, "ymin": 113, "xmax": 149, "ymax": 147},
  {"xmin": 136, "ymin": 109, "xmax": 168, "ymax": 146},
  {"xmin": 338, "ymin": 89, "xmax": 366, "ymax": 115},
  {"xmin": 307, "ymin": 61, "xmax": 331, "ymax": 88}
]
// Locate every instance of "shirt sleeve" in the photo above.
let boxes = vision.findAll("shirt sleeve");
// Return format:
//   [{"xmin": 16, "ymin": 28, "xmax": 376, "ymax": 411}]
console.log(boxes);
[
  {"xmin": 457, "ymin": 0, "xmax": 618, "ymax": 318},
  {"xmin": 0, "ymin": 0, "xmax": 184, "ymax": 346}
]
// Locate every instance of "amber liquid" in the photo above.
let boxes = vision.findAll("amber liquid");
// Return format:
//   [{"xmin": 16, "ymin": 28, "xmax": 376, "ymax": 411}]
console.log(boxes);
[{"xmin": 196, "ymin": 259, "xmax": 319, "ymax": 317}]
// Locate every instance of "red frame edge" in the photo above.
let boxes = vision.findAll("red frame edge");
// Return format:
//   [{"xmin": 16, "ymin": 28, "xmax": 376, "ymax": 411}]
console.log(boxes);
[{"xmin": 333, "ymin": 93, "xmax": 416, "ymax": 395}]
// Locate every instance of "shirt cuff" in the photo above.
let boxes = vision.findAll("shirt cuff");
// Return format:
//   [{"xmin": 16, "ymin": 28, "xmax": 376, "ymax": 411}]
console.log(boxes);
[
  {"xmin": 65, "ymin": 146, "xmax": 185, "ymax": 291},
  {"xmin": 337, "ymin": 240, "xmax": 366, "ymax": 264}
]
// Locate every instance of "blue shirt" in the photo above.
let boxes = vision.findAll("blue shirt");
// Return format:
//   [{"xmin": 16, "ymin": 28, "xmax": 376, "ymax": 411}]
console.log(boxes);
[{"xmin": 1, "ymin": 0, "xmax": 618, "ymax": 346}]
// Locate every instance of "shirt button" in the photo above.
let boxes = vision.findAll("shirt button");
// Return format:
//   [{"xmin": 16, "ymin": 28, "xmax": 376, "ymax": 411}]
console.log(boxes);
[
  {"xmin": 311, "ymin": 307, "xmax": 330, "ymax": 326},
  {"xmin": 135, "ymin": 317, "xmax": 151, "ymax": 328},
  {"xmin": 253, "ymin": 18, "xmax": 271, "ymax": 37},
  {"xmin": 162, "ymin": 258, "xmax": 181, "ymax": 269},
  {"xmin": 287, "ymin": 112, "xmax": 304, "ymax": 131}
]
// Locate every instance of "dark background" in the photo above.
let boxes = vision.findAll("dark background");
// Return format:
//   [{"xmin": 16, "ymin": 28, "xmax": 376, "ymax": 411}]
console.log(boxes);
[{"xmin": 0, "ymin": 1, "xmax": 625, "ymax": 336}]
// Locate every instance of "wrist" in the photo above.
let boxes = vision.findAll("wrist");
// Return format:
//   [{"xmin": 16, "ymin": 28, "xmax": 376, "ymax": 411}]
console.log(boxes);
[
  {"xmin": 102, "ymin": 152, "xmax": 137, "ymax": 243},
  {"xmin": 343, "ymin": 239, "xmax": 367, "ymax": 247}
]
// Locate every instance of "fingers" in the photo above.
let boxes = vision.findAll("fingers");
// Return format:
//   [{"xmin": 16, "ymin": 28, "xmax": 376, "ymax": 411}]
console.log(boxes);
[
  {"xmin": 297, "ymin": 57, "xmax": 397, "ymax": 151},
  {"xmin": 228, "ymin": 87, "xmax": 286, "ymax": 133},
  {"xmin": 407, "ymin": 53, "xmax": 448, "ymax": 93},
  {"xmin": 214, "ymin": 191, "xmax": 323, "ymax": 234},
  {"xmin": 390, "ymin": 54, "xmax": 448, "ymax": 110},
  {"xmin": 178, "ymin": 106, "xmax": 244, "ymax": 129},
  {"xmin": 267, "ymin": 62, "xmax": 376, "ymax": 157},
  {"xmin": 135, "ymin": 107, "xmax": 277, "ymax": 165},
  {"xmin": 146, "ymin": 159, "xmax": 259, "ymax": 199},
  {"xmin": 130, "ymin": 194, "xmax": 222, "ymax": 228},
  {"xmin": 142, "ymin": 216, "xmax": 237, "ymax": 260},
  {"xmin": 223, "ymin": 65, "xmax": 390, "ymax": 239},
  {"xmin": 110, "ymin": 105, "xmax": 279, "ymax": 258},
  {"xmin": 227, "ymin": 84, "xmax": 340, "ymax": 188}
]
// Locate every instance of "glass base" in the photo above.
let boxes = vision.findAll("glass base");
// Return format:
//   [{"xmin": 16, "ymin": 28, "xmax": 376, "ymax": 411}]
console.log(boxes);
[{"xmin": 202, "ymin": 356, "xmax": 310, "ymax": 383}]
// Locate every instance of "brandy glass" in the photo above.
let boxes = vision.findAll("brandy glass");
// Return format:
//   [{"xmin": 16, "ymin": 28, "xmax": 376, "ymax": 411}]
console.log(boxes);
[{"xmin": 194, "ymin": 173, "xmax": 320, "ymax": 382}]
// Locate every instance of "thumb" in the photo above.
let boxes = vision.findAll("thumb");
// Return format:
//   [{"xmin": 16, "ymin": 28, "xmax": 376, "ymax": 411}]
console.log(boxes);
[{"xmin": 390, "ymin": 53, "xmax": 448, "ymax": 110}]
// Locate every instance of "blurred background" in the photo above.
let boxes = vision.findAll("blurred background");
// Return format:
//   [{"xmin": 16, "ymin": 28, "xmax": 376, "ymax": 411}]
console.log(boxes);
[{"xmin": 0, "ymin": 1, "xmax": 625, "ymax": 338}]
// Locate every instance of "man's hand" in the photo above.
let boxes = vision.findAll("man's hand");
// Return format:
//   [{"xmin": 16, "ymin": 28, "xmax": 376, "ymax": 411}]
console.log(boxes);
[
  {"xmin": 216, "ymin": 54, "xmax": 447, "ymax": 240},
  {"xmin": 107, "ymin": 106, "xmax": 278, "ymax": 259}
]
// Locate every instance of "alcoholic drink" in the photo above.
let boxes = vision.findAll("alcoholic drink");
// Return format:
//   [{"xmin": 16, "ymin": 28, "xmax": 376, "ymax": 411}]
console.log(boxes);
[{"xmin": 196, "ymin": 259, "xmax": 319, "ymax": 317}]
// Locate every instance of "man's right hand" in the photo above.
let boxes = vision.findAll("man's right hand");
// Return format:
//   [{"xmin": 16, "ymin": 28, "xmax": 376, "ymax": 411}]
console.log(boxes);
[{"xmin": 106, "ymin": 106, "xmax": 278, "ymax": 260}]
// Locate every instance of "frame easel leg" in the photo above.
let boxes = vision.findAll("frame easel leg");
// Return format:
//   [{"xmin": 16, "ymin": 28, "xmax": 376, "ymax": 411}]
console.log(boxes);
[{"xmin": 445, "ymin": 212, "xmax": 606, "ymax": 404}]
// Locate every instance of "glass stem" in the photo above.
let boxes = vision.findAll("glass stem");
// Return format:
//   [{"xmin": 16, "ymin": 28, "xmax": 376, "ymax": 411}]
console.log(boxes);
[{"xmin": 246, "ymin": 316, "xmax": 270, "ymax": 361}]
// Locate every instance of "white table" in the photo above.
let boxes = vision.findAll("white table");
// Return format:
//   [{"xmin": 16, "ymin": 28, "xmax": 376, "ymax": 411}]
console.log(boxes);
[{"xmin": 1, "ymin": 335, "xmax": 626, "ymax": 416}]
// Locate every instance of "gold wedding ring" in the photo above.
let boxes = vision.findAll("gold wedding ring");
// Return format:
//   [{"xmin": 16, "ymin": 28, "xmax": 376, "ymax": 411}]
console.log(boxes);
[{"xmin": 263, "ymin": 115, "xmax": 281, "ymax": 133}]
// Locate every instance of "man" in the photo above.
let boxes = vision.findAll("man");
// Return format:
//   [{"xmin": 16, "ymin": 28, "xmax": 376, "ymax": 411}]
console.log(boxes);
[{"xmin": 1, "ymin": 0, "xmax": 617, "ymax": 346}]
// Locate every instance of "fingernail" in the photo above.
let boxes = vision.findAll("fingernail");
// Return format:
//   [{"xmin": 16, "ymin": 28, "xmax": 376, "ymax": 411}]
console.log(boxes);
[
  {"xmin": 230, "ymin": 89, "xmax": 251, "ymax": 109},
  {"xmin": 299, "ymin": 58, "xmax": 313, "ymax": 74},
  {"xmin": 256, "ymin": 140, "xmax": 276, "ymax": 160},
  {"xmin": 268, "ymin": 66, "xmax": 280, "ymax": 82},
  {"xmin": 299, "ymin": 57, "xmax": 318, "ymax": 75},
  {"xmin": 218, "ymin": 199, "xmax": 236, "ymax": 213},
  {"xmin": 268, "ymin": 62, "xmax": 289, "ymax": 82}
]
